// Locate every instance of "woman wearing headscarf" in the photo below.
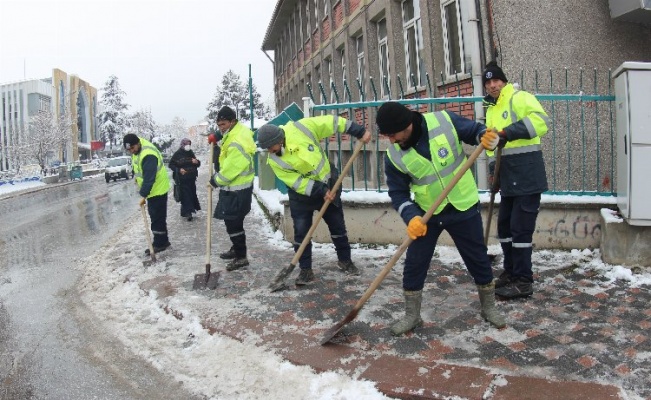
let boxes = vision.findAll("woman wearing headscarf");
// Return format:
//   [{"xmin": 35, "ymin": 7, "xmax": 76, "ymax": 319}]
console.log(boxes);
[{"xmin": 169, "ymin": 138, "xmax": 201, "ymax": 221}]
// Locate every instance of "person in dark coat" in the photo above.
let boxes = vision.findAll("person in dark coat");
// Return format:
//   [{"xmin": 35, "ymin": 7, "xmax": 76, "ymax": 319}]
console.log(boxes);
[{"xmin": 168, "ymin": 138, "xmax": 201, "ymax": 221}]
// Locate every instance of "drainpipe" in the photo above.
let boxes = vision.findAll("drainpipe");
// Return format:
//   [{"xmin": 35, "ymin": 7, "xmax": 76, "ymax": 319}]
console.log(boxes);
[
  {"xmin": 262, "ymin": 49, "xmax": 277, "ymax": 113},
  {"xmin": 463, "ymin": 0, "xmax": 489, "ymax": 189}
]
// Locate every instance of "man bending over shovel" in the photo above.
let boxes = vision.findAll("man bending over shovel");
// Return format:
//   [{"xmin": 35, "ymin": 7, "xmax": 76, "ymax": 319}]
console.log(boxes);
[
  {"xmin": 376, "ymin": 102, "xmax": 506, "ymax": 336},
  {"xmin": 257, "ymin": 116, "xmax": 371, "ymax": 286}
]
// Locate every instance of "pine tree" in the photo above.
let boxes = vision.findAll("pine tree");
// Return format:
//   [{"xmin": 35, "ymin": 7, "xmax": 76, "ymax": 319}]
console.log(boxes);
[
  {"xmin": 206, "ymin": 70, "xmax": 273, "ymax": 131},
  {"xmin": 98, "ymin": 75, "xmax": 130, "ymax": 148}
]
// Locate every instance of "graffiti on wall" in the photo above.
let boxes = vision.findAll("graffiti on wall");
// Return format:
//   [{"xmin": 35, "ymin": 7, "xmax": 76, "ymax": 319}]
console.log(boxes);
[{"xmin": 539, "ymin": 215, "xmax": 602, "ymax": 241}]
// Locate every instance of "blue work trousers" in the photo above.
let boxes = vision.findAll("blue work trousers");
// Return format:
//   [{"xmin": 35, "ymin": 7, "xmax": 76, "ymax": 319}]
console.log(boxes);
[
  {"xmin": 403, "ymin": 204, "xmax": 493, "ymax": 291},
  {"xmin": 290, "ymin": 203, "xmax": 351, "ymax": 270},
  {"xmin": 147, "ymin": 193, "xmax": 169, "ymax": 248},
  {"xmin": 497, "ymin": 194, "xmax": 541, "ymax": 282}
]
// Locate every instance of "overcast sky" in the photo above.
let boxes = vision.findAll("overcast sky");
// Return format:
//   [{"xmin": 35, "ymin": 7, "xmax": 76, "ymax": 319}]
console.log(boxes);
[{"xmin": 0, "ymin": 0, "xmax": 277, "ymax": 126}]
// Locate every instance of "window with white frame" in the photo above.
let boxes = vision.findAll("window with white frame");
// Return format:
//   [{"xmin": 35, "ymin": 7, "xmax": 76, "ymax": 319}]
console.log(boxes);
[
  {"xmin": 290, "ymin": 15, "xmax": 296, "ymax": 57},
  {"xmin": 377, "ymin": 18, "xmax": 391, "ymax": 97},
  {"xmin": 441, "ymin": 0, "xmax": 465, "ymax": 77},
  {"xmin": 307, "ymin": 0, "xmax": 311, "ymax": 33},
  {"xmin": 339, "ymin": 48, "xmax": 346, "ymax": 85},
  {"xmin": 326, "ymin": 57, "xmax": 335, "ymax": 102},
  {"xmin": 339, "ymin": 48, "xmax": 348, "ymax": 100},
  {"xmin": 356, "ymin": 35, "xmax": 365, "ymax": 87},
  {"xmin": 402, "ymin": 0, "xmax": 425, "ymax": 89}
]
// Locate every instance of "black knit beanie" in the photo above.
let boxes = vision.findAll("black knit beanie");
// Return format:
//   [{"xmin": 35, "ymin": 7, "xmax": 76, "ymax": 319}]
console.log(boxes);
[
  {"xmin": 123, "ymin": 133, "xmax": 140, "ymax": 149},
  {"xmin": 376, "ymin": 102, "xmax": 413, "ymax": 135},
  {"xmin": 217, "ymin": 106, "xmax": 237, "ymax": 121},
  {"xmin": 482, "ymin": 61, "xmax": 508, "ymax": 86}
]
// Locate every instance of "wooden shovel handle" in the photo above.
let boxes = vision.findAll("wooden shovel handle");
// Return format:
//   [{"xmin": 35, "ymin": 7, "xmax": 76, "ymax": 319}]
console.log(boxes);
[{"xmin": 352, "ymin": 145, "xmax": 485, "ymax": 312}]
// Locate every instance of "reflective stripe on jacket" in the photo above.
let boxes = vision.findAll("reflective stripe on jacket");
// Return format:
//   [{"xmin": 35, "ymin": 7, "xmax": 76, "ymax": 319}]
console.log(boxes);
[
  {"xmin": 212, "ymin": 121, "xmax": 256, "ymax": 191},
  {"xmin": 484, "ymin": 83, "xmax": 549, "ymax": 196},
  {"xmin": 132, "ymin": 137, "xmax": 170, "ymax": 198},
  {"xmin": 386, "ymin": 111, "xmax": 478, "ymax": 215},
  {"xmin": 267, "ymin": 115, "xmax": 351, "ymax": 196},
  {"xmin": 484, "ymin": 83, "xmax": 549, "ymax": 155}
]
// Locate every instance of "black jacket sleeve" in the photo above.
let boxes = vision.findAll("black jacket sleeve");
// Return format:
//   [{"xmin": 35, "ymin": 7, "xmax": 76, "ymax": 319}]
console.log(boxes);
[
  {"xmin": 447, "ymin": 111, "xmax": 486, "ymax": 146},
  {"xmin": 139, "ymin": 154, "xmax": 158, "ymax": 198}
]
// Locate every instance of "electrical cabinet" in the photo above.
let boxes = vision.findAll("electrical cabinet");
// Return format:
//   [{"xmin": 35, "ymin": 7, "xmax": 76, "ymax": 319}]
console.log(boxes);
[{"xmin": 614, "ymin": 62, "xmax": 651, "ymax": 226}]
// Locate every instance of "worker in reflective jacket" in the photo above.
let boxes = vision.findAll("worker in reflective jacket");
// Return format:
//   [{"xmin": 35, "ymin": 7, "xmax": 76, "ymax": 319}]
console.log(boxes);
[
  {"xmin": 483, "ymin": 61, "xmax": 550, "ymax": 299},
  {"xmin": 256, "ymin": 115, "xmax": 371, "ymax": 286},
  {"xmin": 377, "ymin": 101, "xmax": 506, "ymax": 336},
  {"xmin": 123, "ymin": 134, "xmax": 171, "ymax": 254},
  {"xmin": 208, "ymin": 106, "xmax": 257, "ymax": 272}
]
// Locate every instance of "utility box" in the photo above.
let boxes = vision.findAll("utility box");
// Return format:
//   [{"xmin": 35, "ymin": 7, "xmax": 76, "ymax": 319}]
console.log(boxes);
[{"xmin": 614, "ymin": 62, "xmax": 651, "ymax": 226}]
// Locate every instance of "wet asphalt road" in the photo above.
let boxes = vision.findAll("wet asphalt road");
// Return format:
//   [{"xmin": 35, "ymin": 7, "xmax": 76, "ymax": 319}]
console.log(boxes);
[{"xmin": 0, "ymin": 177, "xmax": 201, "ymax": 400}]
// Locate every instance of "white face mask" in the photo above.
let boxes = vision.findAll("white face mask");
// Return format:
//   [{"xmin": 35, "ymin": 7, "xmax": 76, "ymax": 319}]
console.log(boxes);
[{"xmin": 184, "ymin": 145, "xmax": 191, "ymax": 151}]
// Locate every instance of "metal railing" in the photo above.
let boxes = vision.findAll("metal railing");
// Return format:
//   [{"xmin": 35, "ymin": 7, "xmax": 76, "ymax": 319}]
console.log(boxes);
[{"xmin": 302, "ymin": 68, "xmax": 616, "ymax": 197}]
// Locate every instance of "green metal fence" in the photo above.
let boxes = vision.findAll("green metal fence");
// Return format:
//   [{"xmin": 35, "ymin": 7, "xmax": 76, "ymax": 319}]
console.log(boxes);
[{"xmin": 303, "ymin": 68, "xmax": 616, "ymax": 197}]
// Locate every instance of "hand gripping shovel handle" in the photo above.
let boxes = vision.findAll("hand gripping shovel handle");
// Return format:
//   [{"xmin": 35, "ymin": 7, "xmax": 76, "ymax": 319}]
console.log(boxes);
[
  {"xmin": 484, "ymin": 146, "xmax": 502, "ymax": 247},
  {"xmin": 320, "ymin": 145, "xmax": 485, "ymax": 344},
  {"xmin": 269, "ymin": 139, "xmax": 366, "ymax": 292},
  {"xmin": 141, "ymin": 203, "xmax": 156, "ymax": 263}
]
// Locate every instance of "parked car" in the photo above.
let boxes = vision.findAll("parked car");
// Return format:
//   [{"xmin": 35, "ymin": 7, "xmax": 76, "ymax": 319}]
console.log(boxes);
[{"xmin": 104, "ymin": 156, "xmax": 133, "ymax": 183}]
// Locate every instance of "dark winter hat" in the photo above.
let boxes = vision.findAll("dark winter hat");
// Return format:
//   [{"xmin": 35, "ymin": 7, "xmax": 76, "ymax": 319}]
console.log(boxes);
[
  {"xmin": 217, "ymin": 106, "xmax": 237, "ymax": 121},
  {"xmin": 376, "ymin": 102, "xmax": 413, "ymax": 135},
  {"xmin": 482, "ymin": 61, "xmax": 508, "ymax": 86},
  {"xmin": 123, "ymin": 133, "xmax": 140, "ymax": 149},
  {"xmin": 256, "ymin": 124, "xmax": 285, "ymax": 149}
]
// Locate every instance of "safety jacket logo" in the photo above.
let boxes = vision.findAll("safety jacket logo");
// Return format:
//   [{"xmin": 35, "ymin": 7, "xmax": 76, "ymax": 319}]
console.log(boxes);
[
  {"xmin": 437, "ymin": 148, "xmax": 449, "ymax": 158},
  {"xmin": 308, "ymin": 144, "xmax": 315, "ymax": 152}
]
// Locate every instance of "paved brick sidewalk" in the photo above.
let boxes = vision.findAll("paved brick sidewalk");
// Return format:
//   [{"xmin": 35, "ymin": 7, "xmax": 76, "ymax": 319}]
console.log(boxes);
[{"xmin": 151, "ymin": 170, "xmax": 648, "ymax": 399}]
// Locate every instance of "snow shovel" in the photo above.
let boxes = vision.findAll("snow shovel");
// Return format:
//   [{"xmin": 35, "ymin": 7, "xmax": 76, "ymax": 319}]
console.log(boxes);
[
  {"xmin": 484, "ymin": 146, "xmax": 503, "ymax": 260},
  {"xmin": 320, "ymin": 145, "xmax": 485, "ymax": 345},
  {"xmin": 193, "ymin": 142, "xmax": 220, "ymax": 290},
  {"xmin": 141, "ymin": 203, "xmax": 156, "ymax": 266},
  {"xmin": 269, "ymin": 139, "xmax": 366, "ymax": 292}
]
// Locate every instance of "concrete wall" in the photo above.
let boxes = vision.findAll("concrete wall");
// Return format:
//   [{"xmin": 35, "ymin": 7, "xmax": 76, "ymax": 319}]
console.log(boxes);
[
  {"xmin": 276, "ymin": 195, "xmax": 617, "ymax": 250},
  {"xmin": 600, "ymin": 209, "xmax": 651, "ymax": 268}
]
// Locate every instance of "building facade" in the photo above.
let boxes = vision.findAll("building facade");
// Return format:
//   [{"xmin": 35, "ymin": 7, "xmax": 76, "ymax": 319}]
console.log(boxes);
[
  {"xmin": 263, "ymin": 0, "xmax": 651, "ymax": 112},
  {"xmin": 261, "ymin": 0, "xmax": 651, "ymax": 191},
  {"xmin": 0, "ymin": 69, "xmax": 98, "ymax": 172},
  {"xmin": 51, "ymin": 68, "xmax": 99, "ymax": 163}
]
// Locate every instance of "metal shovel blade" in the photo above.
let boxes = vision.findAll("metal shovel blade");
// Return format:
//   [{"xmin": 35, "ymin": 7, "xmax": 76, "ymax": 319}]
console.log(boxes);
[
  {"xmin": 268, "ymin": 263, "xmax": 296, "ymax": 292},
  {"xmin": 320, "ymin": 309, "xmax": 359, "ymax": 345},
  {"xmin": 193, "ymin": 264, "xmax": 219, "ymax": 290}
]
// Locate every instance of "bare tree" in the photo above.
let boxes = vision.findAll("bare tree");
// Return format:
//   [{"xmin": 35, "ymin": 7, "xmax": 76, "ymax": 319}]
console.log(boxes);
[
  {"xmin": 129, "ymin": 109, "xmax": 157, "ymax": 141},
  {"xmin": 26, "ymin": 111, "xmax": 59, "ymax": 173},
  {"xmin": 3, "ymin": 125, "xmax": 26, "ymax": 176},
  {"xmin": 54, "ymin": 110, "xmax": 74, "ymax": 164}
]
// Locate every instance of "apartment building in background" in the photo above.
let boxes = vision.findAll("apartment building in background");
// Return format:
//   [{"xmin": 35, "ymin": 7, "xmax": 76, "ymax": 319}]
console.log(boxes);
[{"xmin": 0, "ymin": 68, "xmax": 98, "ymax": 171}]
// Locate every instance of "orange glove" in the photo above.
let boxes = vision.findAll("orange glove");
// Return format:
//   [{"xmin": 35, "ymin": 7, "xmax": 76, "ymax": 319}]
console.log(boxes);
[
  {"xmin": 406, "ymin": 216, "xmax": 427, "ymax": 240},
  {"xmin": 139, "ymin": 197, "xmax": 146, "ymax": 207},
  {"xmin": 480, "ymin": 129, "xmax": 500, "ymax": 150}
]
